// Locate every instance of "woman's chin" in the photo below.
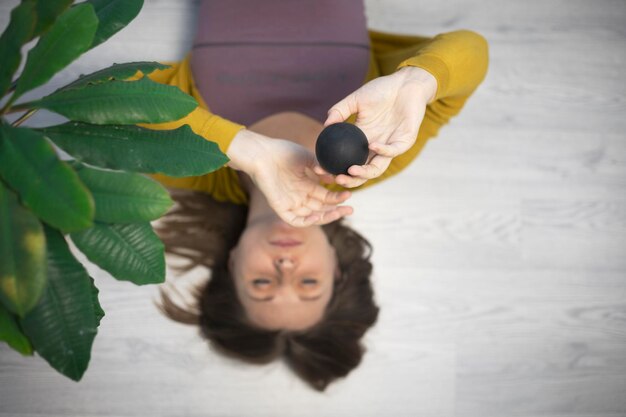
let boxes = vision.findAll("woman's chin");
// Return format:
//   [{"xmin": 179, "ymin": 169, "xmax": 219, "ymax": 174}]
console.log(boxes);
[{"xmin": 270, "ymin": 219, "xmax": 308, "ymax": 233}]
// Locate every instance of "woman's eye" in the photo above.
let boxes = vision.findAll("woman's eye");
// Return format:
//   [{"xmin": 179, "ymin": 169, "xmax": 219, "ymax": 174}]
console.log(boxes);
[
  {"xmin": 252, "ymin": 278, "xmax": 272, "ymax": 287},
  {"xmin": 301, "ymin": 278, "xmax": 318, "ymax": 286}
]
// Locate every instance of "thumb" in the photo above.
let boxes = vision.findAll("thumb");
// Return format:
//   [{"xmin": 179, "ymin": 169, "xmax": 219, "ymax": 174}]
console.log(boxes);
[{"xmin": 324, "ymin": 94, "xmax": 358, "ymax": 126}]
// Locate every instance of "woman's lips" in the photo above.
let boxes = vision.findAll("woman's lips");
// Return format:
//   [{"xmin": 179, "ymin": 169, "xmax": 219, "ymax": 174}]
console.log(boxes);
[{"xmin": 269, "ymin": 240, "xmax": 302, "ymax": 247}]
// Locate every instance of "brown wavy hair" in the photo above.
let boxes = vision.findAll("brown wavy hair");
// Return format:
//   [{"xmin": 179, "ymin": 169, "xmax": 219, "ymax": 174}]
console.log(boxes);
[{"xmin": 155, "ymin": 188, "xmax": 379, "ymax": 391}]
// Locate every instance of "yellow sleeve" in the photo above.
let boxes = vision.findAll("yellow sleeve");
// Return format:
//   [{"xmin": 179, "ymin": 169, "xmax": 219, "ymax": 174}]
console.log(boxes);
[
  {"xmin": 331, "ymin": 30, "xmax": 489, "ymax": 192},
  {"xmin": 133, "ymin": 57, "xmax": 248, "ymax": 204},
  {"xmin": 397, "ymin": 30, "xmax": 490, "ymax": 101}
]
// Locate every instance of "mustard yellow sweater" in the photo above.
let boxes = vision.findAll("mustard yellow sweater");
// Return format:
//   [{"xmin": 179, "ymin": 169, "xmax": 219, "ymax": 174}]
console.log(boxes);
[{"xmin": 144, "ymin": 29, "xmax": 489, "ymax": 204}]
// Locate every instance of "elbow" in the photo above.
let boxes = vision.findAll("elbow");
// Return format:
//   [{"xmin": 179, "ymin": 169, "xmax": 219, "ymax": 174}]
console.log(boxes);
[
  {"xmin": 441, "ymin": 29, "xmax": 489, "ymax": 90},
  {"xmin": 468, "ymin": 30, "xmax": 489, "ymax": 65},
  {"xmin": 460, "ymin": 30, "xmax": 490, "ymax": 84}
]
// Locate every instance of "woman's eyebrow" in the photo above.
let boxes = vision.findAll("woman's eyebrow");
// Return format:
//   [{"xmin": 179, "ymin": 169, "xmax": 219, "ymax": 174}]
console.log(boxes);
[
  {"xmin": 247, "ymin": 294, "xmax": 323, "ymax": 302},
  {"xmin": 301, "ymin": 294, "xmax": 323, "ymax": 301},
  {"xmin": 248, "ymin": 295, "xmax": 273, "ymax": 302}
]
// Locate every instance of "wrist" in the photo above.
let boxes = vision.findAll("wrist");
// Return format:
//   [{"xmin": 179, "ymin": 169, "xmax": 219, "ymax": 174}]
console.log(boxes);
[
  {"xmin": 396, "ymin": 66, "xmax": 438, "ymax": 103},
  {"xmin": 226, "ymin": 129, "xmax": 266, "ymax": 176}
]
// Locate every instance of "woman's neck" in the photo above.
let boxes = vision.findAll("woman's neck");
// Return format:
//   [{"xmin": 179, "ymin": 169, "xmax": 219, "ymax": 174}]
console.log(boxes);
[
  {"xmin": 238, "ymin": 172, "xmax": 280, "ymax": 226},
  {"xmin": 245, "ymin": 111, "xmax": 324, "ymax": 154}
]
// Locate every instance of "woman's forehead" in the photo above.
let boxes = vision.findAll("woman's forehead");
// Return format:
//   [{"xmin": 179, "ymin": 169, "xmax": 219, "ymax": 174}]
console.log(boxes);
[{"xmin": 244, "ymin": 297, "xmax": 329, "ymax": 331}]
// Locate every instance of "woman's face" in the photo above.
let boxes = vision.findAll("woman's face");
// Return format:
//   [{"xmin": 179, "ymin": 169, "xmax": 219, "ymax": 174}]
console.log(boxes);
[{"xmin": 229, "ymin": 219, "xmax": 337, "ymax": 331}]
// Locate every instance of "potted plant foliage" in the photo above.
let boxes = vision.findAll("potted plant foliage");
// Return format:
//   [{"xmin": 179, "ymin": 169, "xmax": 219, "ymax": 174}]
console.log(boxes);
[{"xmin": 0, "ymin": 0, "xmax": 227, "ymax": 381}]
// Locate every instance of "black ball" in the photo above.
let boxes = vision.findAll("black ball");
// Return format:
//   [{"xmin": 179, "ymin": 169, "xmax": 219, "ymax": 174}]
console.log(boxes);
[{"xmin": 315, "ymin": 122, "xmax": 369, "ymax": 175}]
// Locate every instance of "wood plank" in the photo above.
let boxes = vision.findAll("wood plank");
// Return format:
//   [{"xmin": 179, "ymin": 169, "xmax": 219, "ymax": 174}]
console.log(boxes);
[
  {"xmin": 456, "ymin": 340, "xmax": 626, "ymax": 416},
  {"xmin": 1, "ymin": 0, "xmax": 625, "ymax": 415}
]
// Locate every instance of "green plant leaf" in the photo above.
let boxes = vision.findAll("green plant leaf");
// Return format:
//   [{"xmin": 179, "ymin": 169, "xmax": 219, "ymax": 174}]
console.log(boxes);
[
  {"xmin": 20, "ymin": 226, "xmax": 99, "ymax": 381},
  {"xmin": 71, "ymin": 223, "xmax": 165, "ymax": 285},
  {"xmin": 89, "ymin": 276, "xmax": 104, "ymax": 327},
  {"xmin": 0, "ymin": 301, "xmax": 33, "ymax": 356},
  {"xmin": 40, "ymin": 122, "xmax": 228, "ymax": 176},
  {"xmin": 0, "ymin": 0, "xmax": 36, "ymax": 98},
  {"xmin": 26, "ymin": 77, "xmax": 198, "ymax": 124},
  {"xmin": 72, "ymin": 162, "xmax": 173, "ymax": 223},
  {"xmin": 29, "ymin": 0, "xmax": 74, "ymax": 40},
  {"xmin": 12, "ymin": 3, "xmax": 98, "ymax": 102},
  {"xmin": 0, "ymin": 181, "xmax": 47, "ymax": 317},
  {"xmin": 88, "ymin": 0, "xmax": 144, "ymax": 49},
  {"xmin": 59, "ymin": 61, "xmax": 170, "ymax": 91},
  {"xmin": 0, "ymin": 125, "xmax": 95, "ymax": 232}
]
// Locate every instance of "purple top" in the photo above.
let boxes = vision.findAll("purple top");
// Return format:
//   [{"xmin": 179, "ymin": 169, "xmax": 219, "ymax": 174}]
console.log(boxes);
[{"xmin": 190, "ymin": 0, "xmax": 371, "ymax": 125}]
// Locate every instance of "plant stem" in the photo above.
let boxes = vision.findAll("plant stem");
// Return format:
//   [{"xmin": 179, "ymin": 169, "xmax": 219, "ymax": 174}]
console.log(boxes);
[
  {"xmin": 0, "ymin": 91, "xmax": 19, "ymax": 115},
  {"xmin": 0, "ymin": 102, "xmax": 10, "ymax": 116},
  {"xmin": 0, "ymin": 79, "xmax": 18, "ymax": 114},
  {"xmin": 3, "ymin": 101, "xmax": 35, "ymax": 114},
  {"xmin": 12, "ymin": 109, "xmax": 38, "ymax": 127},
  {"xmin": 8, "ymin": 80, "xmax": 17, "ymax": 95}
]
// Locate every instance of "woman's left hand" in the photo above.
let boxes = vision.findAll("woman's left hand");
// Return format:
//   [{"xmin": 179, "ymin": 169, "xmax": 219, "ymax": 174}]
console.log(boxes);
[
  {"xmin": 250, "ymin": 137, "xmax": 354, "ymax": 227},
  {"xmin": 314, "ymin": 66, "xmax": 438, "ymax": 188},
  {"xmin": 227, "ymin": 129, "xmax": 353, "ymax": 227}
]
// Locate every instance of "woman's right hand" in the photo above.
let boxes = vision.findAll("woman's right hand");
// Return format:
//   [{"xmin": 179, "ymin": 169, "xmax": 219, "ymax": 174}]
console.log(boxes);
[{"xmin": 227, "ymin": 129, "xmax": 353, "ymax": 227}]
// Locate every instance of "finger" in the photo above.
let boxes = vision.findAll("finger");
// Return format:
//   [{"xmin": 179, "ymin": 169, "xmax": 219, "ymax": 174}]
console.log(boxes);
[
  {"xmin": 335, "ymin": 175, "xmax": 367, "ymax": 188},
  {"xmin": 278, "ymin": 210, "xmax": 301, "ymax": 227},
  {"xmin": 335, "ymin": 174, "xmax": 365, "ymax": 188},
  {"xmin": 300, "ymin": 195, "xmax": 340, "ymax": 211},
  {"xmin": 311, "ymin": 166, "xmax": 338, "ymax": 184},
  {"xmin": 307, "ymin": 184, "xmax": 347, "ymax": 204},
  {"xmin": 301, "ymin": 213, "xmax": 322, "ymax": 227},
  {"xmin": 314, "ymin": 189, "xmax": 352, "ymax": 205},
  {"xmin": 284, "ymin": 211, "xmax": 320, "ymax": 228},
  {"xmin": 314, "ymin": 205, "xmax": 354, "ymax": 225},
  {"xmin": 318, "ymin": 173, "xmax": 336, "ymax": 184},
  {"xmin": 313, "ymin": 165, "xmax": 336, "ymax": 179},
  {"xmin": 291, "ymin": 205, "xmax": 314, "ymax": 217},
  {"xmin": 324, "ymin": 93, "xmax": 358, "ymax": 127},
  {"xmin": 314, "ymin": 202, "xmax": 351, "ymax": 212},
  {"xmin": 324, "ymin": 108, "xmax": 345, "ymax": 126},
  {"xmin": 369, "ymin": 141, "xmax": 411, "ymax": 158},
  {"xmin": 347, "ymin": 155, "xmax": 392, "ymax": 180},
  {"xmin": 313, "ymin": 165, "xmax": 328, "ymax": 176},
  {"xmin": 293, "ymin": 191, "xmax": 350, "ymax": 216},
  {"xmin": 271, "ymin": 198, "xmax": 316, "ymax": 225}
]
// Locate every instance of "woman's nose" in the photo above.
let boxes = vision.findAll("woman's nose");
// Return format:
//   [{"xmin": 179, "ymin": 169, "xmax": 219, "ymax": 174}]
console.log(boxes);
[{"xmin": 274, "ymin": 257, "xmax": 295, "ymax": 271}]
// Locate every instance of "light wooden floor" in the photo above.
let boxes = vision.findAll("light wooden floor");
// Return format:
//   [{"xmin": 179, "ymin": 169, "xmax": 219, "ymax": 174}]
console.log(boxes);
[{"xmin": 1, "ymin": 1, "xmax": 625, "ymax": 416}]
